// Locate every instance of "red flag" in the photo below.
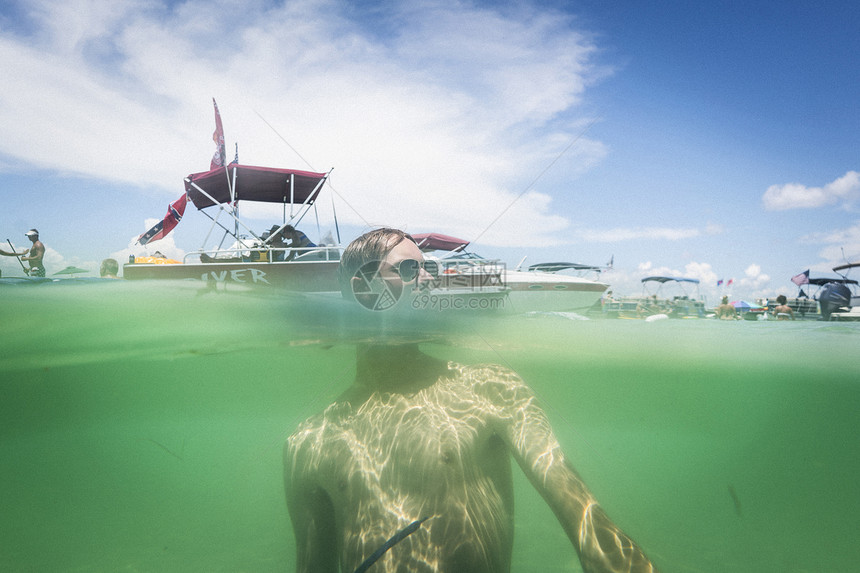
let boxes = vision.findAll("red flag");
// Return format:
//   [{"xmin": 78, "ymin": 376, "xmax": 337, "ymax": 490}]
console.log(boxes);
[
  {"xmin": 210, "ymin": 98, "xmax": 226, "ymax": 170},
  {"xmin": 137, "ymin": 194, "xmax": 188, "ymax": 245}
]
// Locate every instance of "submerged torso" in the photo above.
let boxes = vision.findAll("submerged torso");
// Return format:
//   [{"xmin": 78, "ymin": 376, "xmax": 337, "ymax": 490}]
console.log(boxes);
[{"xmin": 288, "ymin": 363, "xmax": 522, "ymax": 573}]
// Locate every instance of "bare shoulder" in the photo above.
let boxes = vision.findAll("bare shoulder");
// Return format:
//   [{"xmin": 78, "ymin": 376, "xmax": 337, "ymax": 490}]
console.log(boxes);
[
  {"xmin": 448, "ymin": 362, "xmax": 536, "ymax": 408},
  {"xmin": 287, "ymin": 402, "xmax": 351, "ymax": 458}
]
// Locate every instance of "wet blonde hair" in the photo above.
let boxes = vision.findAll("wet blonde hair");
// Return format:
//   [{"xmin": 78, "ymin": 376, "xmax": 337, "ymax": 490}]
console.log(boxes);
[{"xmin": 337, "ymin": 228, "xmax": 416, "ymax": 298}]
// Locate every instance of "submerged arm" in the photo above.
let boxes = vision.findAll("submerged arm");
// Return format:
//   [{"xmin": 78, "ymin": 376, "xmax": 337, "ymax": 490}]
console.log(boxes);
[
  {"xmin": 284, "ymin": 441, "xmax": 339, "ymax": 573},
  {"xmin": 485, "ymin": 372, "xmax": 658, "ymax": 573}
]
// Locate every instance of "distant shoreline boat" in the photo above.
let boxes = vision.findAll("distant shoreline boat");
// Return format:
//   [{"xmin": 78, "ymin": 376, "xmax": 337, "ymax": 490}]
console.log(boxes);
[{"xmin": 600, "ymin": 276, "xmax": 705, "ymax": 319}]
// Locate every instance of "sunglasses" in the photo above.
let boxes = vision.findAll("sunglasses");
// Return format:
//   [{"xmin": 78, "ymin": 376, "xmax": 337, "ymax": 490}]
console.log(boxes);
[{"xmin": 392, "ymin": 258, "xmax": 439, "ymax": 282}]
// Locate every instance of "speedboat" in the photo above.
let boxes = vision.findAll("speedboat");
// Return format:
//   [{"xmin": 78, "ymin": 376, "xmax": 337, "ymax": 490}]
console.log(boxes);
[
  {"xmin": 123, "ymin": 164, "xmax": 341, "ymax": 291},
  {"xmin": 820, "ymin": 262, "xmax": 860, "ymax": 321},
  {"xmin": 412, "ymin": 233, "xmax": 610, "ymax": 314}
]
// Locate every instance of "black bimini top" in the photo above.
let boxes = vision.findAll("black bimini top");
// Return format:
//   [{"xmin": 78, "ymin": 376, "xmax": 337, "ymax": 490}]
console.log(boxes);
[{"xmin": 641, "ymin": 276, "xmax": 700, "ymax": 284}]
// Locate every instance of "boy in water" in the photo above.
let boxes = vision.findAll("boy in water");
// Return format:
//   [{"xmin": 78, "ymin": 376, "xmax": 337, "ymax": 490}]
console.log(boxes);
[{"xmin": 285, "ymin": 228, "xmax": 657, "ymax": 572}]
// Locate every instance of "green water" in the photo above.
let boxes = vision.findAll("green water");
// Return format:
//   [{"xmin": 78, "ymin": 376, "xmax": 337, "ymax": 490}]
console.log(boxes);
[{"xmin": 1, "ymin": 281, "xmax": 858, "ymax": 572}]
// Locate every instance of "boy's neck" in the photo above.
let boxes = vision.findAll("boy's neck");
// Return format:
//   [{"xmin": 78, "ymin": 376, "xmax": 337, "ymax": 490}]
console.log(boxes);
[{"xmin": 354, "ymin": 344, "xmax": 448, "ymax": 393}]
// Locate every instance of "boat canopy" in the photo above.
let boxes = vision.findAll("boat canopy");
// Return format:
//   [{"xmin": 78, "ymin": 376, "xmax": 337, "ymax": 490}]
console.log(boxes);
[
  {"xmin": 529, "ymin": 262, "xmax": 602, "ymax": 273},
  {"xmin": 641, "ymin": 276, "xmax": 700, "ymax": 284},
  {"xmin": 808, "ymin": 277, "xmax": 859, "ymax": 286},
  {"xmin": 833, "ymin": 261, "xmax": 860, "ymax": 273},
  {"xmin": 412, "ymin": 233, "xmax": 469, "ymax": 252},
  {"xmin": 185, "ymin": 164, "xmax": 328, "ymax": 209}
]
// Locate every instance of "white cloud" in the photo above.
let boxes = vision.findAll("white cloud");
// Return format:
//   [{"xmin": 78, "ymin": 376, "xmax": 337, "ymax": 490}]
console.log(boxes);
[
  {"xmin": 109, "ymin": 218, "xmax": 187, "ymax": 264},
  {"xmin": 0, "ymin": 0, "xmax": 606, "ymax": 248},
  {"xmin": 738, "ymin": 263, "xmax": 770, "ymax": 289},
  {"xmin": 800, "ymin": 220, "xmax": 860, "ymax": 270},
  {"xmin": 762, "ymin": 170, "xmax": 860, "ymax": 210}
]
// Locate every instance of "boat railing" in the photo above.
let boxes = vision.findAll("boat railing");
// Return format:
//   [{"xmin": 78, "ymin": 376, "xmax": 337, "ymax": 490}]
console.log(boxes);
[
  {"xmin": 183, "ymin": 245, "xmax": 342, "ymax": 264},
  {"xmin": 602, "ymin": 295, "xmax": 705, "ymax": 317}
]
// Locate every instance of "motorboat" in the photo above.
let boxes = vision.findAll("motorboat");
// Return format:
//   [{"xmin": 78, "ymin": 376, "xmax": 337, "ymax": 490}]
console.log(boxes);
[
  {"xmin": 601, "ymin": 276, "xmax": 706, "ymax": 319},
  {"xmin": 412, "ymin": 233, "xmax": 610, "ymax": 314},
  {"xmin": 123, "ymin": 164, "xmax": 341, "ymax": 291},
  {"xmin": 764, "ymin": 276, "xmax": 860, "ymax": 320},
  {"xmin": 820, "ymin": 262, "xmax": 860, "ymax": 321}
]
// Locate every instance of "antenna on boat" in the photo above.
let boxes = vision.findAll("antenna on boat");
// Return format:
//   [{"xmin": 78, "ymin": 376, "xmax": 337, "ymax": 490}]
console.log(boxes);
[
  {"xmin": 331, "ymin": 188, "xmax": 342, "ymax": 245},
  {"xmin": 515, "ymin": 255, "xmax": 527, "ymax": 271}
]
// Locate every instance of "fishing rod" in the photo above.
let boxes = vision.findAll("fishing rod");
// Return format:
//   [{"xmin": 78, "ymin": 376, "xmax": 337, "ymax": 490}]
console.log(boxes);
[{"xmin": 6, "ymin": 239, "xmax": 28, "ymax": 274}]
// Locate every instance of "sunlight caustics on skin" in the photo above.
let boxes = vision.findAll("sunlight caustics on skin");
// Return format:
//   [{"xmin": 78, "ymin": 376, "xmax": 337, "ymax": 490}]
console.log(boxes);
[{"xmin": 287, "ymin": 362, "xmax": 656, "ymax": 572}]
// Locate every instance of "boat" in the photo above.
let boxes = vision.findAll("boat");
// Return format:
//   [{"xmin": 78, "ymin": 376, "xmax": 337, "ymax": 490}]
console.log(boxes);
[
  {"xmin": 763, "ymin": 276, "xmax": 856, "ymax": 321},
  {"xmin": 412, "ymin": 232, "xmax": 610, "ymax": 314},
  {"xmin": 821, "ymin": 262, "xmax": 860, "ymax": 321},
  {"xmin": 123, "ymin": 164, "xmax": 341, "ymax": 291},
  {"xmin": 601, "ymin": 276, "xmax": 706, "ymax": 319}
]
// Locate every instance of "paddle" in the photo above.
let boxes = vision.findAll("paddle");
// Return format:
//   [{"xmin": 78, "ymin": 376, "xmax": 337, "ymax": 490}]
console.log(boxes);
[{"xmin": 6, "ymin": 239, "xmax": 28, "ymax": 274}]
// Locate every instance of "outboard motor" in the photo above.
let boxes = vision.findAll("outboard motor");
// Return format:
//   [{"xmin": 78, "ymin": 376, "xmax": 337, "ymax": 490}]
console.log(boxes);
[{"xmin": 819, "ymin": 282, "xmax": 851, "ymax": 320}]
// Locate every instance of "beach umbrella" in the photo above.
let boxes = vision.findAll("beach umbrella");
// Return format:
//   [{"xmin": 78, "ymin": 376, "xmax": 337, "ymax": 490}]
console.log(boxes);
[
  {"xmin": 53, "ymin": 266, "xmax": 89, "ymax": 276},
  {"xmin": 730, "ymin": 300, "xmax": 764, "ymax": 310}
]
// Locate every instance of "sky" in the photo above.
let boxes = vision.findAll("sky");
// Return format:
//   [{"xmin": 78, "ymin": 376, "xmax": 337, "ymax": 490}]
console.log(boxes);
[{"xmin": 1, "ymin": 0, "xmax": 858, "ymax": 304}]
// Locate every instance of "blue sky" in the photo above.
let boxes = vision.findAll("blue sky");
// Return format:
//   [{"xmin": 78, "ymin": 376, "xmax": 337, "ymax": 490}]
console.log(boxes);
[{"xmin": 1, "ymin": 0, "xmax": 858, "ymax": 303}]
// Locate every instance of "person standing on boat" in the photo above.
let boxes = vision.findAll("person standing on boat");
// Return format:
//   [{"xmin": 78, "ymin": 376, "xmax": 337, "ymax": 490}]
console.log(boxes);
[
  {"xmin": 285, "ymin": 227, "xmax": 659, "ymax": 573},
  {"xmin": 0, "ymin": 229, "xmax": 46, "ymax": 277},
  {"xmin": 773, "ymin": 295, "xmax": 795, "ymax": 320}
]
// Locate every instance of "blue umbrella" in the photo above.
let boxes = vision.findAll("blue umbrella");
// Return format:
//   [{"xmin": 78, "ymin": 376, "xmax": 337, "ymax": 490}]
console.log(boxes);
[{"xmin": 731, "ymin": 300, "xmax": 764, "ymax": 310}]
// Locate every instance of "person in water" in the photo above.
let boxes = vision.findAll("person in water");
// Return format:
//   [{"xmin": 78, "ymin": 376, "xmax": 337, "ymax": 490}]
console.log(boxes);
[
  {"xmin": 100, "ymin": 258, "xmax": 120, "ymax": 279},
  {"xmin": 715, "ymin": 296, "xmax": 737, "ymax": 320},
  {"xmin": 0, "ymin": 229, "xmax": 46, "ymax": 276},
  {"xmin": 284, "ymin": 227, "xmax": 658, "ymax": 573},
  {"xmin": 773, "ymin": 294, "xmax": 795, "ymax": 320}
]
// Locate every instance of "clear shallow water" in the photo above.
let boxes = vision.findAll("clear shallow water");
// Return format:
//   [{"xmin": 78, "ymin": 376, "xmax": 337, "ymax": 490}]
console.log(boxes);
[{"xmin": 1, "ymin": 281, "xmax": 858, "ymax": 572}]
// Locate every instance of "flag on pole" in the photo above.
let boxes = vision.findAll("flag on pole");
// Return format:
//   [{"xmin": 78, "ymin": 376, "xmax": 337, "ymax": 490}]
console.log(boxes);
[
  {"xmin": 210, "ymin": 98, "xmax": 226, "ymax": 170},
  {"xmin": 137, "ymin": 194, "xmax": 188, "ymax": 245},
  {"xmin": 717, "ymin": 279, "xmax": 723, "ymax": 286},
  {"xmin": 727, "ymin": 278, "xmax": 734, "ymax": 286},
  {"xmin": 791, "ymin": 269, "xmax": 810, "ymax": 286}
]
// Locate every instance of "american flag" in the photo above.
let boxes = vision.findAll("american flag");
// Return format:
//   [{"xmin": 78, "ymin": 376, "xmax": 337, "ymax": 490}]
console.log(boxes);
[{"xmin": 791, "ymin": 269, "xmax": 810, "ymax": 286}]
